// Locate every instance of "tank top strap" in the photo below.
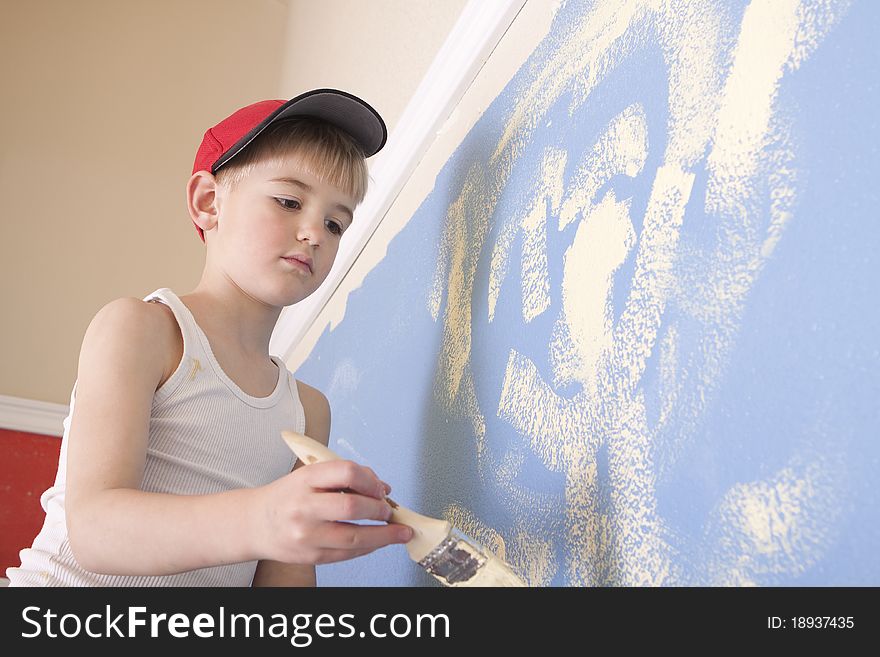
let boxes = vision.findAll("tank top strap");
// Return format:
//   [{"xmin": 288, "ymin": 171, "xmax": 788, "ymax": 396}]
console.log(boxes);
[
  {"xmin": 142, "ymin": 287, "xmax": 291, "ymax": 408},
  {"xmin": 142, "ymin": 287, "xmax": 209, "ymax": 362}
]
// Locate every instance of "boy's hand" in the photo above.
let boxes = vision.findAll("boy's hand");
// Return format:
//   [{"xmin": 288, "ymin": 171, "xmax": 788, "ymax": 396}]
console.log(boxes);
[{"xmin": 256, "ymin": 460, "xmax": 414, "ymax": 565}]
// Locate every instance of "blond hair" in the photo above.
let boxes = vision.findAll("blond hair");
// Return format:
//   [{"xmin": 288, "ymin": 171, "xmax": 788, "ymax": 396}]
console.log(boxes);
[{"xmin": 214, "ymin": 116, "xmax": 370, "ymax": 206}]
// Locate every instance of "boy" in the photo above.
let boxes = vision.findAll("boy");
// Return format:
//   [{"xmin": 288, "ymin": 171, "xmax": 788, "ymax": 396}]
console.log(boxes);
[{"xmin": 7, "ymin": 88, "xmax": 413, "ymax": 586}]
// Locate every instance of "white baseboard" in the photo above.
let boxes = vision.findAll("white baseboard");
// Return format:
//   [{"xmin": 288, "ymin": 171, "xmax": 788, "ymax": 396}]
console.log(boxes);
[{"xmin": 0, "ymin": 394, "xmax": 66, "ymax": 437}]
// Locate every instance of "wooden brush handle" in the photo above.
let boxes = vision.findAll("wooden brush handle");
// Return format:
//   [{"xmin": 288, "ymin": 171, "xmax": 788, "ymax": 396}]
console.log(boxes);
[{"xmin": 281, "ymin": 431, "xmax": 452, "ymax": 562}]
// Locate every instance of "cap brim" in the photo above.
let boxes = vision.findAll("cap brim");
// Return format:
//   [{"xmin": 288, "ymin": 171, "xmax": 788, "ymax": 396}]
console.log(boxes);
[{"xmin": 212, "ymin": 88, "xmax": 387, "ymax": 172}]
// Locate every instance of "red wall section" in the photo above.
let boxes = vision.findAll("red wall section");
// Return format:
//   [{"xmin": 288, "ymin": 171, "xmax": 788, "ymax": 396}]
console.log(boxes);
[{"xmin": 0, "ymin": 428, "xmax": 61, "ymax": 573}]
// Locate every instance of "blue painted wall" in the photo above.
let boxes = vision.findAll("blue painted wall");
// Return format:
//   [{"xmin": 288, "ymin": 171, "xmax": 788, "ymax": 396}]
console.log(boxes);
[{"xmin": 297, "ymin": 0, "xmax": 879, "ymax": 586}]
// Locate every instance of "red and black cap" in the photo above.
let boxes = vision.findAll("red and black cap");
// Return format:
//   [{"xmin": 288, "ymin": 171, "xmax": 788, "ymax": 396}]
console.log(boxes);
[{"xmin": 192, "ymin": 88, "xmax": 387, "ymax": 175}]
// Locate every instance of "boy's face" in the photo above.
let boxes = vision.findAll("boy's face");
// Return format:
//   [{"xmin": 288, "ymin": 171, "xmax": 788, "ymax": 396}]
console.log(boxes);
[{"xmin": 206, "ymin": 153, "xmax": 357, "ymax": 308}]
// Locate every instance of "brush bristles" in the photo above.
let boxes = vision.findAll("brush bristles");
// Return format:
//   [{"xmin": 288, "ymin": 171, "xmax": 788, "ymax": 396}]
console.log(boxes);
[{"xmin": 419, "ymin": 535, "xmax": 527, "ymax": 587}]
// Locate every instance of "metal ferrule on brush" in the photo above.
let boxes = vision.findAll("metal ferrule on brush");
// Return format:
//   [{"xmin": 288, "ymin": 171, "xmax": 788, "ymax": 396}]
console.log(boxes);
[{"xmin": 418, "ymin": 533, "xmax": 487, "ymax": 585}]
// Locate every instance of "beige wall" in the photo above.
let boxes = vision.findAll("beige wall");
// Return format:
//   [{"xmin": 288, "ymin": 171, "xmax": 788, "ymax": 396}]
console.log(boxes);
[
  {"xmin": 0, "ymin": 0, "xmax": 466, "ymax": 405},
  {"xmin": 282, "ymin": 0, "xmax": 463, "ymax": 134}
]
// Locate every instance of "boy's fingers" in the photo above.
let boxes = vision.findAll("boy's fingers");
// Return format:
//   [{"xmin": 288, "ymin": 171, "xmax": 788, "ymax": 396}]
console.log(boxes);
[
  {"xmin": 363, "ymin": 467, "xmax": 392, "ymax": 494},
  {"xmin": 314, "ymin": 491, "xmax": 393, "ymax": 523},
  {"xmin": 316, "ymin": 522, "xmax": 413, "ymax": 554},
  {"xmin": 303, "ymin": 460, "xmax": 386, "ymax": 499}
]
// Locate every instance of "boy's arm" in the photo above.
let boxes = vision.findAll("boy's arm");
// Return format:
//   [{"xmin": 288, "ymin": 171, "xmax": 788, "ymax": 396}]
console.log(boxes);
[
  {"xmin": 65, "ymin": 298, "xmax": 263, "ymax": 574},
  {"xmin": 252, "ymin": 383, "xmax": 331, "ymax": 587}
]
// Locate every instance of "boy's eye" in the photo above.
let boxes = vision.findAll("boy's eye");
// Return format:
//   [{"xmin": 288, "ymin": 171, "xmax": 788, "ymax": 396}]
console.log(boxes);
[
  {"xmin": 276, "ymin": 197, "xmax": 301, "ymax": 210},
  {"xmin": 275, "ymin": 197, "xmax": 343, "ymax": 236}
]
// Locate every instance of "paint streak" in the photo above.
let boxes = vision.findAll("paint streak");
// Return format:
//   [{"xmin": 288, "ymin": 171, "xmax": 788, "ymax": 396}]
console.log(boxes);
[
  {"xmin": 558, "ymin": 103, "xmax": 648, "ymax": 230},
  {"xmin": 486, "ymin": 143, "xmax": 567, "ymax": 324},
  {"xmin": 327, "ymin": 358, "xmax": 362, "ymax": 398},
  {"xmin": 558, "ymin": 188, "xmax": 637, "ymax": 397},
  {"xmin": 188, "ymin": 358, "xmax": 202, "ymax": 381},
  {"xmin": 444, "ymin": 503, "xmax": 508, "ymax": 560},
  {"xmin": 431, "ymin": 165, "xmax": 491, "ymax": 408},
  {"xmin": 702, "ymin": 447, "xmax": 848, "ymax": 585},
  {"xmin": 520, "ymin": 147, "xmax": 565, "ymax": 324}
]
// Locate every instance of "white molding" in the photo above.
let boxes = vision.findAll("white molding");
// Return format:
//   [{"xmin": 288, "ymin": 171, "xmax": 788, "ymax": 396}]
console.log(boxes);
[
  {"xmin": 269, "ymin": 0, "xmax": 526, "ymax": 363},
  {"xmin": 0, "ymin": 394, "xmax": 67, "ymax": 437}
]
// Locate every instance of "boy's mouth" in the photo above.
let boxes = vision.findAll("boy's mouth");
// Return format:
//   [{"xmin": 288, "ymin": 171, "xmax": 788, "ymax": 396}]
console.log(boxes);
[{"xmin": 281, "ymin": 253, "xmax": 313, "ymax": 274}]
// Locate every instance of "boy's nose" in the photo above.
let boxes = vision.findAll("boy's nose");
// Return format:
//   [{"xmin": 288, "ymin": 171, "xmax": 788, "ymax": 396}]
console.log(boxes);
[{"xmin": 296, "ymin": 216, "xmax": 323, "ymax": 245}]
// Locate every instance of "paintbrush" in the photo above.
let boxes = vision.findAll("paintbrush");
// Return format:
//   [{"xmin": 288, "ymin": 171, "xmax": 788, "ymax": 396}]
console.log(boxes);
[{"xmin": 281, "ymin": 430, "xmax": 527, "ymax": 587}]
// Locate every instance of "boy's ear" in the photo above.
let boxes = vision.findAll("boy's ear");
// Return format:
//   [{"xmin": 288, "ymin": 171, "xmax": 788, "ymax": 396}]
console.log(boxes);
[{"xmin": 187, "ymin": 171, "xmax": 220, "ymax": 235}]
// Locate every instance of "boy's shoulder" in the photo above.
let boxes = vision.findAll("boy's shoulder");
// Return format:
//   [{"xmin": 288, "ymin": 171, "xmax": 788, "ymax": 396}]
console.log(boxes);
[
  {"xmin": 89, "ymin": 296, "xmax": 177, "ymax": 343},
  {"xmin": 88, "ymin": 296, "xmax": 182, "ymax": 386},
  {"xmin": 294, "ymin": 380, "xmax": 331, "ymax": 446},
  {"xmin": 295, "ymin": 380, "xmax": 329, "ymax": 417},
  {"xmin": 93, "ymin": 295, "xmax": 172, "ymax": 322},
  {"xmin": 141, "ymin": 297, "xmax": 184, "ymax": 382},
  {"xmin": 74, "ymin": 297, "xmax": 180, "ymax": 398}
]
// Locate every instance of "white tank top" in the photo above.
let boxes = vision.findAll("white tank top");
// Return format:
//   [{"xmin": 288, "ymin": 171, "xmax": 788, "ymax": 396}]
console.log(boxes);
[{"xmin": 6, "ymin": 287, "xmax": 303, "ymax": 586}]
